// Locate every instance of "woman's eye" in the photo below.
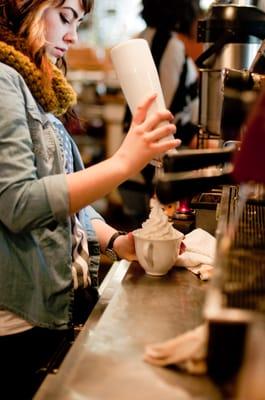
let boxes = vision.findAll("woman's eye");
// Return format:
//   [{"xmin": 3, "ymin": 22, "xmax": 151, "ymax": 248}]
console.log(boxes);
[{"xmin": 60, "ymin": 13, "xmax": 70, "ymax": 24}]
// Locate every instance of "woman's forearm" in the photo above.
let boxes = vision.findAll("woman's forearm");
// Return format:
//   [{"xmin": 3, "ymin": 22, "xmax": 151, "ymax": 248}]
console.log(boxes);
[
  {"xmin": 66, "ymin": 155, "xmax": 128, "ymax": 215},
  {"xmin": 66, "ymin": 96, "xmax": 179, "ymax": 215}
]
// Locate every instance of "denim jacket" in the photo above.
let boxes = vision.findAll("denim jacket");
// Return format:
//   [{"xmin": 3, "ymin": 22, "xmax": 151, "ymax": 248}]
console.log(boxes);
[{"xmin": 0, "ymin": 62, "xmax": 104, "ymax": 330}]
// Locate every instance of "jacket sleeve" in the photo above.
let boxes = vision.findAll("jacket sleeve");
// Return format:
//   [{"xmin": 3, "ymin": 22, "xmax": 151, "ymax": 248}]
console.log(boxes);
[{"xmin": 0, "ymin": 64, "xmax": 69, "ymax": 233}]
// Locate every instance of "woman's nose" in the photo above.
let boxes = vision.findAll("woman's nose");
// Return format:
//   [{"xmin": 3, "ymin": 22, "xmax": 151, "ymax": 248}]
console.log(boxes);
[{"xmin": 64, "ymin": 27, "xmax": 78, "ymax": 45}]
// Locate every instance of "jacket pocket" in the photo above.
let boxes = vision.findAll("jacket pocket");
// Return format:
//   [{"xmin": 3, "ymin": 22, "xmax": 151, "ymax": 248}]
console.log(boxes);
[{"xmin": 27, "ymin": 108, "xmax": 62, "ymax": 175}]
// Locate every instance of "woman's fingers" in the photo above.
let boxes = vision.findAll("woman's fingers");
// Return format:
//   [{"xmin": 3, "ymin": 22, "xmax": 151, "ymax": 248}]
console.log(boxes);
[
  {"xmin": 143, "ymin": 123, "xmax": 177, "ymax": 145},
  {"xmin": 115, "ymin": 94, "xmax": 181, "ymax": 174},
  {"xmin": 130, "ymin": 94, "xmax": 179, "ymax": 150},
  {"xmin": 131, "ymin": 94, "xmax": 157, "ymax": 125},
  {"xmin": 141, "ymin": 110, "xmax": 174, "ymax": 132},
  {"xmin": 131, "ymin": 94, "xmax": 175, "ymax": 128},
  {"xmin": 151, "ymin": 137, "xmax": 181, "ymax": 154},
  {"xmin": 141, "ymin": 125, "xmax": 180, "ymax": 154}
]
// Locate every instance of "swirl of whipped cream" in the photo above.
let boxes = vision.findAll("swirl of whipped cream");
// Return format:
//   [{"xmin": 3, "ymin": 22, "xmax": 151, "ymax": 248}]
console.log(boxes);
[{"xmin": 139, "ymin": 200, "xmax": 179, "ymax": 239}]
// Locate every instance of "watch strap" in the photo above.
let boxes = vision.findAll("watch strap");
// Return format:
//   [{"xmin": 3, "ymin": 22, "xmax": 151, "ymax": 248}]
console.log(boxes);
[{"xmin": 106, "ymin": 231, "xmax": 127, "ymax": 253}]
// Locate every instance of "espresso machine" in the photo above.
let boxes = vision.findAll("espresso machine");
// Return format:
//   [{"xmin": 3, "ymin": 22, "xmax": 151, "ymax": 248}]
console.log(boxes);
[
  {"xmin": 155, "ymin": 0, "xmax": 265, "ymax": 390},
  {"xmin": 162, "ymin": 0, "xmax": 265, "ymax": 235},
  {"xmin": 156, "ymin": 0, "xmax": 265, "ymax": 204},
  {"xmin": 196, "ymin": 0, "xmax": 265, "ymax": 144}
]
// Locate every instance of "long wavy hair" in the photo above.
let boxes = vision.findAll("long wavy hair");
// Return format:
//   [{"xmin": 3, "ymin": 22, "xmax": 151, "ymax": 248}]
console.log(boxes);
[
  {"xmin": 1, "ymin": 0, "xmax": 93, "ymax": 76},
  {"xmin": 0, "ymin": 0, "xmax": 93, "ymax": 128}
]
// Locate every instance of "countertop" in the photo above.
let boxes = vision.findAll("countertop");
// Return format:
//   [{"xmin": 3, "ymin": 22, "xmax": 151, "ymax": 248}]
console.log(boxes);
[{"xmin": 35, "ymin": 260, "xmax": 223, "ymax": 400}]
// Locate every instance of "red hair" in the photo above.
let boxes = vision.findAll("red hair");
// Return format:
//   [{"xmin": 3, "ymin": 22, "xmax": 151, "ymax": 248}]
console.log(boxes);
[{"xmin": 1, "ymin": 0, "xmax": 93, "ymax": 84}]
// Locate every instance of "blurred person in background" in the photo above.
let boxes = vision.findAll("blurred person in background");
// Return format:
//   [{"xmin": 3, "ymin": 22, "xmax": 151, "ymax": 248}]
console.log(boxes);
[
  {"xmin": 139, "ymin": 0, "xmax": 201, "ymax": 146},
  {"xmin": 119, "ymin": 0, "xmax": 201, "ymax": 227}
]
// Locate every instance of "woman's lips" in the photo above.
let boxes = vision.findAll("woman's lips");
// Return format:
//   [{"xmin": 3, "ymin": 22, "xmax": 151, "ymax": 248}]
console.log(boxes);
[{"xmin": 54, "ymin": 47, "xmax": 66, "ymax": 57}]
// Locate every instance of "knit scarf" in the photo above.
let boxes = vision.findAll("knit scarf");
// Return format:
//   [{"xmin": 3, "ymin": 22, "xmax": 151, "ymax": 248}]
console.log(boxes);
[{"xmin": 0, "ymin": 22, "xmax": 76, "ymax": 116}]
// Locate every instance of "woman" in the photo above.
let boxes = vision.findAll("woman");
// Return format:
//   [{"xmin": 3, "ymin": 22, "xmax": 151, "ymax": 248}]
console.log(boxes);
[{"xmin": 0, "ymin": 0, "xmax": 179, "ymax": 397}]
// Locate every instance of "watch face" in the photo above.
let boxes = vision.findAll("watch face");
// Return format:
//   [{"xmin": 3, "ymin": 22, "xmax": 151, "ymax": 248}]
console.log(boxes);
[{"xmin": 105, "ymin": 248, "xmax": 118, "ymax": 262}]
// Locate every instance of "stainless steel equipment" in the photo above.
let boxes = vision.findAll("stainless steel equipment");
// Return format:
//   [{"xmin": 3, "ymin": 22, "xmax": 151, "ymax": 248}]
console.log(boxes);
[
  {"xmin": 196, "ymin": 0, "xmax": 265, "ymax": 143},
  {"xmin": 154, "ymin": 1, "xmax": 265, "ymax": 389},
  {"xmin": 155, "ymin": 152, "xmax": 265, "ymax": 390},
  {"xmin": 204, "ymin": 184, "xmax": 265, "ymax": 385},
  {"xmin": 155, "ymin": 0, "xmax": 265, "ymax": 203},
  {"xmin": 156, "ymin": 146, "xmax": 236, "ymax": 203},
  {"xmin": 221, "ymin": 67, "xmax": 265, "ymax": 141}
]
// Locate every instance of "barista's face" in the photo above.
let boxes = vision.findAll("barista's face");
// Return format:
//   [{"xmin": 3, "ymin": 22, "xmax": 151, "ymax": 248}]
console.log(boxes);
[{"xmin": 43, "ymin": 0, "xmax": 85, "ymax": 63}]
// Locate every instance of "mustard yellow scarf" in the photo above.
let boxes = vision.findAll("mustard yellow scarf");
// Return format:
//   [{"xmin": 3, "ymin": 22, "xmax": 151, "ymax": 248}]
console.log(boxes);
[{"xmin": 0, "ymin": 40, "xmax": 76, "ymax": 116}]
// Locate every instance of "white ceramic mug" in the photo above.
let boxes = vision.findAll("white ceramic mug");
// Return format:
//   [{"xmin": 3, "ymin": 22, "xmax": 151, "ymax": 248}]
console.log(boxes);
[
  {"xmin": 110, "ymin": 38, "xmax": 175, "ymax": 164},
  {"xmin": 132, "ymin": 230, "xmax": 184, "ymax": 276}
]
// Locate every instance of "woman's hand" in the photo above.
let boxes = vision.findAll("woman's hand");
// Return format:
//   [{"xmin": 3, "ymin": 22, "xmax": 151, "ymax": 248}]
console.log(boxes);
[
  {"xmin": 66, "ymin": 95, "xmax": 181, "ymax": 215},
  {"xmin": 113, "ymin": 94, "xmax": 181, "ymax": 177},
  {"xmin": 113, "ymin": 232, "xmax": 137, "ymax": 261},
  {"xmin": 114, "ymin": 233, "xmax": 186, "ymax": 262},
  {"xmin": 91, "ymin": 220, "xmax": 136, "ymax": 261}
]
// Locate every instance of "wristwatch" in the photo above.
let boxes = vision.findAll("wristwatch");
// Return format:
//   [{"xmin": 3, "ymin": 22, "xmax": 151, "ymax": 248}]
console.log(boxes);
[{"xmin": 105, "ymin": 231, "xmax": 127, "ymax": 262}]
